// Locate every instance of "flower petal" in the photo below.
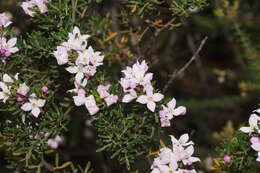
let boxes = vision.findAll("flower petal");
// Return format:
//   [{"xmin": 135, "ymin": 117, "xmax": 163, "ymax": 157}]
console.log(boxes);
[
  {"xmin": 153, "ymin": 93, "xmax": 164, "ymax": 102},
  {"xmin": 32, "ymin": 107, "xmax": 41, "ymax": 117},
  {"xmin": 136, "ymin": 95, "xmax": 147, "ymax": 104},
  {"xmin": 147, "ymin": 101, "xmax": 156, "ymax": 112},
  {"xmin": 172, "ymin": 106, "xmax": 187, "ymax": 116},
  {"xmin": 21, "ymin": 103, "xmax": 32, "ymax": 111}
]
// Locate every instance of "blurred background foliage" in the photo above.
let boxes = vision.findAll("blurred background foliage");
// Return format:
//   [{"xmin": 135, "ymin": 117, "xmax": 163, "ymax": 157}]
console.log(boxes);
[{"xmin": 0, "ymin": 0, "xmax": 260, "ymax": 172}]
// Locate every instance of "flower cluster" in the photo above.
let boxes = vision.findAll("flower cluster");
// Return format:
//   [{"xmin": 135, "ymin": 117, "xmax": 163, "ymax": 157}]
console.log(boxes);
[
  {"xmin": 54, "ymin": 26, "xmax": 104, "ymax": 87},
  {"xmin": 54, "ymin": 27, "xmax": 105, "ymax": 115},
  {"xmin": 120, "ymin": 60, "xmax": 186, "ymax": 127},
  {"xmin": 151, "ymin": 134, "xmax": 200, "ymax": 173},
  {"xmin": 0, "ymin": 12, "xmax": 19, "ymax": 57},
  {"xmin": 21, "ymin": 0, "xmax": 50, "ymax": 17},
  {"xmin": 97, "ymin": 84, "xmax": 118, "ymax": 106},
  {"xmin": 240, "ymin": 109, "xmax": 260, "ymax": 162},
  {"xmin": 0, "ymin": 73, "xmax": 47, "ymax": 118},
  {"xmin": 121, "ymin": 60, "xmax": 161, "ymax": 111},
  {"xmin": 159, "ymin": 98, "xmax": 187, "ymax": 127}
]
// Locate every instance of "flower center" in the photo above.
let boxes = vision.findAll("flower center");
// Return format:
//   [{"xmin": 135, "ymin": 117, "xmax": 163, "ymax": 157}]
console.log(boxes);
[
  {"xmin": 32, "ymin": 103, "xmax": 37, "ymax": 108},
  {"xmin": 147, "ymin": 96, "xmax": 153, "ymax": 101}
]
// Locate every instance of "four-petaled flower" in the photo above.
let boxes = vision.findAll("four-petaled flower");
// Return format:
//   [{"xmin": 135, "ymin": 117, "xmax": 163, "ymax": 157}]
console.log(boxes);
[
  {"xmin": 21, "ymin": 95, "xmax": 46, "ymax": 117},
  {"xmin": 137, "ymin": 86, "xmax": 164, "ymax": 112}
]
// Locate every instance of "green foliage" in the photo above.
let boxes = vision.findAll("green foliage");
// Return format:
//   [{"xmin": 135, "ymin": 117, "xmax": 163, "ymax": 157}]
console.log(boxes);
[{"xmin": 213, "ymin": 132, "xmax": 257, "ymax": 173}]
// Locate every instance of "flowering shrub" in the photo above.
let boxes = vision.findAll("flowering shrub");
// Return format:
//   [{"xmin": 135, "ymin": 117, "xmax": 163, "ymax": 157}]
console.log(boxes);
[
  {"xmin": 211, "ymin": 108, "xmax": 260, "ymax": 173},
  {"xmin": 2, "ymin": 0, "xmax": 260, "ymax": 172}
]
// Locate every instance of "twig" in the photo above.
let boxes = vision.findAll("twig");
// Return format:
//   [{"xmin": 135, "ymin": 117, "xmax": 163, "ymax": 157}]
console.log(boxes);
[
  {"xmin": 71, "ymin": 0, "xmax": 78, "ymax": 22},
  {"xmin": 155, "ymin": 17, "xmax": 176, "ymax": 37},
  {"xmin": 137, "ymin": 26, "xmax": 151, "ymax": 43},
  {"xmin": 41, "ymin": 156, "xmax": 54, "ymax": 171},
  {"xmin": 162, "ymin": 36, "xmax": 208, "ymax": 93}
]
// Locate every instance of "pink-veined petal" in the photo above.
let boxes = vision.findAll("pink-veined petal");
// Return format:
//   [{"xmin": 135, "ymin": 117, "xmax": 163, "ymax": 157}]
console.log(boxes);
[
  {"xmin": 153, "ymin": 93, "xmax": 164, "ymax": 102},
  {"xmin": 66, "ymin": 66, "xmax": 78, "ymax": 74},
  {"xmin": 122, "ymin": 94, "xmax": 136, "ymax": 103},
  {"xmin": 37, "ymin": 99, "xmax": 46, "ymax": 107},
  {"xmin": 167, "ymin": 98, "xmax": 176, "ymax": 108},
  {"xmin": 136, "ymin": 95, "xmax": 148, "ymax": 104},
  {"xmin": 32, "ymin": 107, "xmax": 41, "ymax": 117},
  {"xmin": 21, "ymin": 103, "xmax": 33, "ymax": 111},
  {"xmin": 172, "ymin": 106, "xmax": 187, "ymax": 116}
]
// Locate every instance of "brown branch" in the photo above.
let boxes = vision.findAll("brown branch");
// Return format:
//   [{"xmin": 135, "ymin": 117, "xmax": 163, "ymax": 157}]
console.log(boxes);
[
  {"xmin": 71, "ymin": 0, "xmax": 78, "ymax": 22},
  {"xmin": 155, "ymin": 17, "xmax": 176, "ymax": 37},
  {"xmin": 162, "ymin": 36, "xmax": 208, "ymax": 93}
]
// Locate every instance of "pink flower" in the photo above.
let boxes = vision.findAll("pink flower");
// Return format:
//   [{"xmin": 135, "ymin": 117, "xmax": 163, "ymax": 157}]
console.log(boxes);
[
  {"xmin": 223, "ymin": 155, "xmax": 231, "ymax": 163},
  {"xmin": 77, "ymin": 88, "xmax": 86, "ymax": 95},
  {"xmin": 34, "ymin": 0, "xmax": 48, "ymax": 14},
  {"xmin": 250, "ymin": 136, "xmax": 260, "ymax": 144},
  {"xmin": 85, "ymin": 95, "xmax": 99, "ymax": 115},
  {"xmin": 17, "ymin": 96, "xmax": 24, "ymax": 102},
  {"xmin": 21, "ymin": 1, "xmax": 36, "ymax": 17},
  {"xmin": 0, "ymin": 12, "xmax": 12, "ymax": 28},
  {"xmin": 136, "ymin": 86, "xmax": 164, "ymax": 112},
  {"xmin": 0, "ymin": 37, "xmax": 19, "ymax": 55},
  {"xmin": 53, "ymin": 46, "xmax": 69, "ymax": 65},
  {"xmin": 5, "ymin": 120, "xmax": 12, "ymax": 124},
  {"xmin": 97, "ymin": 85, "xmax": 110, "ymax": 99},
  {"xmin": 159, "ymin": 110, "xmax": 171, "ymax": 127},
  {"xmin": 122, "ymin": 89, "xmax": 137, "ymax": 103},
  {"xmin": 21, "ymin": 95, "xmax": 46, "ymax": 117},
  {"xmin": 17, "ymin": 83, "xmax": 30, "ymax": 96},
  {"xmin": 47, "ymin": 135, "xmax": 63, "ymax": 149},
  {"xmin": 162, "ymin": 98, "xmax": 186, "ymax": 117},
  {"xmin": 41, "ymin": 86, "xmax": 48, "ymax": 92},
  {"xmin": 104, "ymin": 94, "xmax": 118, "ymax": 106}
]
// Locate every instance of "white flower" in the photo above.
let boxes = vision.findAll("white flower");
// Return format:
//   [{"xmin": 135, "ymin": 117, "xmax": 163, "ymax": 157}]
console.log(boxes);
[
  {"xmin": 85, "ymin": 95, "xmax": 99, "ymax": 115},
  {"xmin": 170, "ymin": 133, "xmax": 194, "ymax": 147},
  {"xmin": 62, "ymin": 26, "xmax": 90, "ymax": 51},
  {"xmin": 122, "ymin": 90, "xmax": 137, "ymax": 103},
  {"xmin": 3, "ymin": 74, "xmax": 14, "ymax": 83},
  {"xmin": 21, "ymin": 96, "xmax": 46, "ymax": 117},
  {"xmin": 88, "ymin": 46, "xmax": 104, "ymax": 67},
  {"xmin": 73, "ymin": 93, "xmax": 87, "ymax": 106},
  {"xmin": 66, "ymin": 64, "xmax": 89, "ymax": 84},
  {"xmin": 251, "ymin": 143, "xmax": 260, "ymax": 152},
  {"xmin": 137, "ymin": 86, "xmax": 164, "ymax": 112},
  {"xmin": 0, "ymin": 82, "xmax": 11, "ymax": 103},
  {"xmin": 163, "ymin": 98, "xmax": 186, "ymax": 117},
  {"xmin": 181, "ymin": 145, "xmax": 200, "ymax": 165},
  {"xmin": 17, "ymin": 83, "xmax": 30, "ymax": 96},
  {"xmin": 0, "ymin": 12, "xmax": 12, "ymax": 28},
  {"xmin": 0, "ymin": 37, "xmax": 19, "ymax": 53},
  {"xmin": 240, "ymin": 114, "xmax": 260, "ymax": 134},
  {"xmin": 73, "ymin": 93, "xmax": 99, "ymax": 115},
  {"xmin": 53, "ymin": 46, "xmax": 69, "ymax": 65}
]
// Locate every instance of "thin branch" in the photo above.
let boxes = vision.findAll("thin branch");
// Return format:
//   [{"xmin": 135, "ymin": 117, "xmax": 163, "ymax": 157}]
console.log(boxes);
[
  {"xmin": 155, "ymin": 17, "xmax": 176, "ymax": 37},
  {"xmin": 71, "ymin": 0, "xmax": 78, "ymax": 22},
  {"xmin": 162, "ymin": 36, "xmax": 208, "ymax": 93}
]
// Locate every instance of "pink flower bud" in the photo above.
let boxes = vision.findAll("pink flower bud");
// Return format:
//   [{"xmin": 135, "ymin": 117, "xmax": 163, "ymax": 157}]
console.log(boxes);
[
  {"xmin": 5, "ymin": 120, "xmax": 12, "ymax": 124},
  {"xmin": 17, "ymin": 96, "xmax": 24, "ymax": 102},
  {"xmin": 4, "ymin": 50, "xmax": 11, "ymax": 57},
  {"xmin": 250, "ymin": 136, "xmax": 260, "ymax": 144},
  {"xmin": 223, "ymin": 155, "xmax": 231, "ymax": 163},
  {"xmin": 0, "ymin": 49, "xmax": 5, "ymax": 54},
  {"xmin": 41, "ymin": 86, "xmax": 48, "ymax": 92}
]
